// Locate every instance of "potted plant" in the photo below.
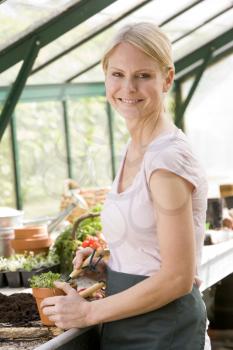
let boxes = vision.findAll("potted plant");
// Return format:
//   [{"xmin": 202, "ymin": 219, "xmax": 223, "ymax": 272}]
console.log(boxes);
[
  {"xmin": 29, "ymin": 271, "xmax": 65, "ymax": 326},
  {"xmin": 21, "ymin": 251, "xmax": 60, "ymax": 287},
  {"xmin": 21, "ymin": 252, "xmax": 44, "ymax": 287},
  {"xmin": 0, "ymin": 257, "xmax": 8, "ymax": 287}
]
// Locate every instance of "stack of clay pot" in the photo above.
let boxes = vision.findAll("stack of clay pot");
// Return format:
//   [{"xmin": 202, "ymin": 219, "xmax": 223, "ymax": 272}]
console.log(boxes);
[{"xmin": 11, "ymin": 225, "xmax": 52, "ymax": 254}]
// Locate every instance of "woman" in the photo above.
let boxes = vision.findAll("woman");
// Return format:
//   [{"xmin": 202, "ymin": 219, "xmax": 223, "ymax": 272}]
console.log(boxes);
[{"xmin": 42, "ymin": 22, "xmax": 211, "ymax": 350}]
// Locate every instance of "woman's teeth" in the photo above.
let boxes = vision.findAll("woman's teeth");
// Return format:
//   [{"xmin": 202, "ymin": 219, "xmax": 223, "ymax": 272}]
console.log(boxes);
[{"xmin": 119, "ymin": 98, "xmax": 143, "ymax": 104}]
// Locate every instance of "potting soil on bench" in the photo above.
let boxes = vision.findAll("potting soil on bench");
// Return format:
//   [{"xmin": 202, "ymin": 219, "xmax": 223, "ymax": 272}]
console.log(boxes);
[{"xmin": 0, "ymin": 292, "xmax": 40, "ymax": 325}]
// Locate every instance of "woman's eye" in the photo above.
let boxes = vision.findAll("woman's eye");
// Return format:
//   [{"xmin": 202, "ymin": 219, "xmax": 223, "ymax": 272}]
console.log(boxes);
[
  {"xmin": 112, "ymin": 72, "xmax": 123, "ymax": 77},
  {"xmin": 137, "ymin": 73, "xmax": 150, "ymax": 79}
]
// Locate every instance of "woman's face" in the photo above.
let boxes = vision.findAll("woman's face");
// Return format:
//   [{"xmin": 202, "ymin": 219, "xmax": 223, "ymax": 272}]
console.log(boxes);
[{"xmin": 105, "ymin": 42, "xmax": 170, "ymax": 122}]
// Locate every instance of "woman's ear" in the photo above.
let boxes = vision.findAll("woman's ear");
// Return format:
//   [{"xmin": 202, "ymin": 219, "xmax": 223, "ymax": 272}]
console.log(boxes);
[{"xmin": 163, "ymin": 68, "xmax": 175, "ymax": 92}]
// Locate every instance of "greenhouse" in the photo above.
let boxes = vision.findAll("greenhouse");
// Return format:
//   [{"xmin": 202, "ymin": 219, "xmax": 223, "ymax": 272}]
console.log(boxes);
[{"xmin": 0, "ymin": 0, "xmax": 233, "ymax": 349}]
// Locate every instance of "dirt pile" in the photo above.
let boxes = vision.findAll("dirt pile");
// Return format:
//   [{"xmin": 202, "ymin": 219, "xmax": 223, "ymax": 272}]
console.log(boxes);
[{"xmin": 0, "ymin": 293, "xmax": 39, "ymax": 325}]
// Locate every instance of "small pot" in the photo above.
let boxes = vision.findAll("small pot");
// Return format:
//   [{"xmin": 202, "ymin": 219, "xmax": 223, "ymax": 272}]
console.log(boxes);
[
  {"xmin": 32, "ymin": 287, "xmax": 65, "ymax": 326},
  {"xmin": 14, "ymin": 225, "xmax": 48, "ymax": 240},
  {"xmin": 0, "ymin": 271, "xmax": 7, "ymax": 287},
  {"xmin": 21, "ymin": 269, "xmax": 41, "ymax": 288},
  {"xmin": 49, "ymin": 264, "xmax": 60, "ymax": 273},
  {"xmin": 5, "ymin": 270, "xmax": 22, "ymax": 287},
  {"xmin": 11, "ymin": 237, "xmax": 52, "ymax": 254}
]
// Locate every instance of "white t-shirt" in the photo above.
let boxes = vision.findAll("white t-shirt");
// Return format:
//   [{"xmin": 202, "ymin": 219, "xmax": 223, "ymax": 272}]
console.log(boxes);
[
  {"xmin": 101, "ymin": 127, "xmax": 211, "ymax": 350},
  {"xmin": 101, "ymin": 128, "xmax": 208, "ymax": 277}
]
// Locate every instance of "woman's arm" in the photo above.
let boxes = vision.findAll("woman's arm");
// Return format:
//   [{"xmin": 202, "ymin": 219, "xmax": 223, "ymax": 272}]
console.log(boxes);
[
  {"xmin": 42, "ymin": 169, "xmax": 196, "ymax": 329},
  {"xmin": 88, "ymin": 169, "xmax": 196, "ymax": 325}
]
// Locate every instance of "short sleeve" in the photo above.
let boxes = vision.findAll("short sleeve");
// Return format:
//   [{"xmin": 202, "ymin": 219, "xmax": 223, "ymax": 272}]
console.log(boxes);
[{"xmin": 144, "ymin": 139, "xmax": 199, "ymax": 191}]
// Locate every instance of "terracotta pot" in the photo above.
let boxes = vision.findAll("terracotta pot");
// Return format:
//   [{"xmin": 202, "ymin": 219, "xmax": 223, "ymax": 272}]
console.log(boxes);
[
  {"xmin": 14, "ymin": 225, "xmax": 48, "ymax": 240},
  {"xmin": 32, "ymin": 287, "xmax": 65, "ymax": 326},
  {"xmin": 11, "ymin": 237, "xmax": 52, "ymax": 254}
]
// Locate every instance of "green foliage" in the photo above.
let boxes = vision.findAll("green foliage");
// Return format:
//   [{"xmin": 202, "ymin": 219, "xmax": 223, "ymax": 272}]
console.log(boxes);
[
  {"xmin": 29, "ymin": 271, "xmax": 61, "ymax": 288},
  {"xmin": 53, "ymin": 226, "xmax": 80, "ymax": 274},
  {"xmin": 22, "ymin": 251, "xmax": 59, "ymax": 272},
  {"xmin": 2, "ymin": 251, "xmax": 60, "ymax": 272},
  {"xmin": 76, "ymin": 216, "xmax": 102, "ymax": 241},
  {"xmin": 53, "ymin": 204, "xmax": 103, "ymax": 273}
]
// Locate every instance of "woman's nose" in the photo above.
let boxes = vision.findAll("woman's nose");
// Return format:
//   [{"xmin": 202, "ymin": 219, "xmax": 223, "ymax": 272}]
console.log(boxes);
[{"xmin": 123, "ymin": 77, "xmax": 137, "ymax": 92}]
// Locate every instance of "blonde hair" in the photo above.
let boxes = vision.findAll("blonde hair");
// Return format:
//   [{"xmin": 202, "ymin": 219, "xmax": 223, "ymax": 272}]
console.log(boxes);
[{"xmin": 102, "ymin": 22, "xmax": 175, "ymax": 74}]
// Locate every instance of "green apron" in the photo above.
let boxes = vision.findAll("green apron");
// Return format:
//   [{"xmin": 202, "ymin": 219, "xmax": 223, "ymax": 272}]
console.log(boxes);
[{"xmin": 100, "ymin": 267, "xmax": 206, "ymax": 350}]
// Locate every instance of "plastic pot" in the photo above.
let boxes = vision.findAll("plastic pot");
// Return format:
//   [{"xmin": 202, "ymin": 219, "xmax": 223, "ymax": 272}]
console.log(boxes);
[
  {"xmin": 21, "ymin": 269, "xmax": 41, "ymax": 288},
  {"xmin": 5, "ymin": 270, "xmax": 22, "ymax": 287},
  {"xmin": 0, "ymin": 271, "xmax": 7, "ymax": 287},
  {"xmin": 32, "ymin": 287, "xmax": 65, "ymax": 326}
]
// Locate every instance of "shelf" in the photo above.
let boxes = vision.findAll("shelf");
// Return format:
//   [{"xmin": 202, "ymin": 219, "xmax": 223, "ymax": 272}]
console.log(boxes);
[{"xmin": 200, "ymin": 239, "xmax": 233, "ymax": 292}]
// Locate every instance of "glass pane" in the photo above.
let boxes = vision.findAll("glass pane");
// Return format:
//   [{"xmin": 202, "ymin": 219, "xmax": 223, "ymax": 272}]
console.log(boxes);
[
  {"xmin": 184, "ymin": 54, "xmax": 233, "ymax": 197},
  {"xmin": 164, "ymin": 0, "xmax": 233, "ymax": 41},
  {"xmin": 172, "ymin": 4, "xmax": 233, "ymax": 61},
  {"xmin": 0, "ymin": 126, "xmax": 15, "ymax": 207},
  {"xmin": 68, "ymin": 97, "xmax": 112, "ymax": 187},
  {"xmin": 15, "ymin": 101, "xmax": 67, "ymax": 218},
  {"xmin": 28, "ymin": 30, "xmax": 110, "ymax": 84},
  {"xmin": 30, "ymin": 0, "xmax": 146, "ymax": 73},
  {"xmin": 0, "ymin": 0, "xmax": 80, "ymax": 51},
  {"xmin": 28, "ymin": 0, "xmax": 195, "ymax": 84},
  {"xmin": 73, "ymin": 65, "xmax": 104, "ymax": 83},
  {"xmin": 0, "ymin": 61, "xmax": 22, "ymax": 87}
]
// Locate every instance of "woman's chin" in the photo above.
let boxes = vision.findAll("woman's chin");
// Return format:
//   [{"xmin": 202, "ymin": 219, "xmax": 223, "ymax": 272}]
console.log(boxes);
[{"xmin": 118, "ymin": 110, "xmax": 142, "ymax": 121}]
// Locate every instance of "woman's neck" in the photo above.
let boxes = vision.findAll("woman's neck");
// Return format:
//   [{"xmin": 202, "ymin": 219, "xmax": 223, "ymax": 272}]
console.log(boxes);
[{"xmin": 126, "ymin": 112, "xmax": 175, "ymax": 152}]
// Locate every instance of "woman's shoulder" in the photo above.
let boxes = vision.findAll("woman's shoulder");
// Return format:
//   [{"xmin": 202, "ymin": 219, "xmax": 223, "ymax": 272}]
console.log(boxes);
[
  {"xmin": 144, "ymin": 128, "xmax": 207, "ymax": 191},
  {"xmin": 145, "ymin": 127, "xmax": 189, "ymax": 161}
]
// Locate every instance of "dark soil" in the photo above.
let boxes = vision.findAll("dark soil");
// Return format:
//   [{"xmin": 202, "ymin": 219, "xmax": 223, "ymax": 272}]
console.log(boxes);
[{"xmin": 0, "ymin": 293, "xmax": 39, "ymax": 325}]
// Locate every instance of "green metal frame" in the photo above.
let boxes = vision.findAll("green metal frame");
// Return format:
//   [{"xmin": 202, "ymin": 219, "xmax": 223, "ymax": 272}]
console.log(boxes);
[
  {"xmin": 175, "ymin": 27, "xmax": 233, "ymax": 77},
  {"xmin": 63, "ymin": 0, "xmax": 205, "ymax": 83},
  {"xmin": 172, "ymin": 4, "xmax": 233, "ymax": 44},
  {"xmin": 173, "ymin": 27, "xmax": 233, "ymax": 128},
  {"xmin": 62, "ymin": 100, "xmax": 73, "ymax": 179},
  {"xmin": 0, "ymin": 0, "xmax": 232, "ymax": 211},
  {"xmin": 106, "ymin": 102, "xmax": 116, "ymax": 180},
  {"xmin": 0, "ymin": 82, "xmax": 106, "ymax": 103},
  {"xmin": 160, "ymin": 0, "xmax": 204, "ymax": 26},
  {"xmin": 0, "ymin": 38, "xmax": 40, "ymax": 141},
  {"xmin": 175, "ymin": 47, "xmax": 214, "ymax": 129},
  {"xmin": 66, "ymin": 60, "xmax": 101, "ymax": 83},
  {"xmin": 31, "ymin": 0, "xmax": 153, "ymax": 76},
  {"xmin": 0, "ymin": 0, "xmax": 117, "ymax": 74},
  {"xmin": 173, "ymin": 81, "xmax": 183, "ymax": 130},
  {"xmin": 10, "ymin": 114, "xmax": 22, "ymax": 210}
]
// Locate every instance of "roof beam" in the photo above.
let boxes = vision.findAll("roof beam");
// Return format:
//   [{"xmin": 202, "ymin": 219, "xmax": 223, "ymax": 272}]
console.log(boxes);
[
  {"xmin": 0, "ymin": 82, "xmax": 106, "ymax": 103},
  {"xmin": 31, "ymin": 0, "xmax": 153, "ymax": 75},
  {"xmin": 0, "ymin": 39, "xmax": 40, "ymax": 141},
  {"xmin": 64, "ymin": 0, "xmax": 204, "ymax": 82},
  {"xmin": 177, "ymin": 42, "xmax": 233, "ymax": 82},
  {"xmin": 175, "ymin": 47, "xmax": 213, "ymax": 128},
  {"xmin": 175, "ymin": 27, "xmax": 233, "ymax": 76},
  {"xmin": 0, "ymin": 0, "xmax": 117, "ymax": 74}
]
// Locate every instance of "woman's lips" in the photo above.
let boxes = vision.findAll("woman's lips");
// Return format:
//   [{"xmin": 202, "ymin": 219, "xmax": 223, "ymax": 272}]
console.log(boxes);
[{"xmin": 117, "ymin": 98, "xmax": 144, "ymax": 104}]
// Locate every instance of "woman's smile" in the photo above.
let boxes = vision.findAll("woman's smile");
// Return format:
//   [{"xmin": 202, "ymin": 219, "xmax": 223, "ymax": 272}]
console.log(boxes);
[
  {"xmin": 105, "ymin": 42, "xmax": 165, "ymax": 122},
  {"xmin": 116, "ymin": 98, "xmax": 144, "ymax": 105}
]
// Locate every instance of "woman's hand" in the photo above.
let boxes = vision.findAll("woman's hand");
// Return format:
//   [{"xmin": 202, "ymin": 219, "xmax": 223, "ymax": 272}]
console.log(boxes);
[
  {"xmin": 73, "ymin": 247, "xmax": 107, "ymax": 281},
  {"xmin": 41, "ymin": 281, "xmax": 92, "ymax": 329}
]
